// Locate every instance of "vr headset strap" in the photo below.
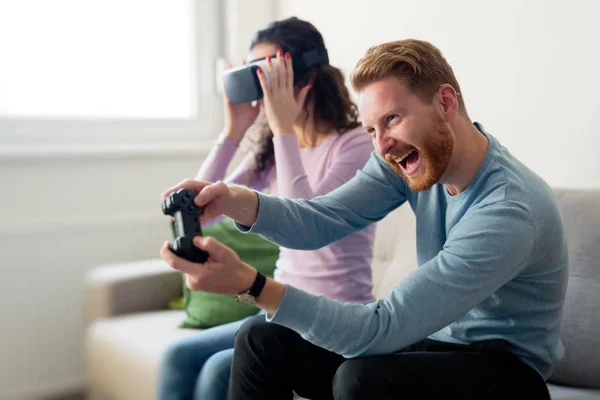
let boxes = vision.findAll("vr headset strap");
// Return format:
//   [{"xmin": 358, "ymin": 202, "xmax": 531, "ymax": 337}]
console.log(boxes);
[{"xmin": 295, "ymin": 48, "xmax": 329, "ymax": 70}]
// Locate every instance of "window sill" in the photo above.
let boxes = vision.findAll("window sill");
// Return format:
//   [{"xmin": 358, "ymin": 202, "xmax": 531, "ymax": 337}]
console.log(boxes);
[{"xmin": 0, "ymin": 141, "xmax": 215, "ymax": 162}]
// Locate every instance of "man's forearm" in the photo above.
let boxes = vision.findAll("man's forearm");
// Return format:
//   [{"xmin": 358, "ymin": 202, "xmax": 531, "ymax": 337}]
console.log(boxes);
[
  {"xmin": 224, "ymin": 184, "xmax": 260, "ymax": 227},
  {"xmin": 225, "ymin": 186, "xmax": 286, "ymax": 313}
]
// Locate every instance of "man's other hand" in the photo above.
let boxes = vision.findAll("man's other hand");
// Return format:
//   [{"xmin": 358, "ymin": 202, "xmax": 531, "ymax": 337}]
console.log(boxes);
[
  {"xmin": 161, "ymin": 179, "xmax": 258, "ymax": 227},
  {"xmin": 159, "ymin": 236, "xmax": 256, "ymax": 295}
]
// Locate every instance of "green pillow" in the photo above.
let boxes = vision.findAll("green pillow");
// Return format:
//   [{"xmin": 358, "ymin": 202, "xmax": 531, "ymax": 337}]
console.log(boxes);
[{"xmin": 169, "ymin": 218, "xmax": 279, "ymax": 329}]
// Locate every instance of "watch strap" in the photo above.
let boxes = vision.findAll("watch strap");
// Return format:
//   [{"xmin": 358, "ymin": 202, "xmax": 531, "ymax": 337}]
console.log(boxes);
[{"xmin": 246, "ymin": 271, "xmax": 267, "ymax": 298}]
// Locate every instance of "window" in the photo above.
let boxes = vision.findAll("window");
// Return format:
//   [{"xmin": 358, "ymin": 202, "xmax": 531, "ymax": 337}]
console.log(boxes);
[{"xmin": 0, "ymin": 0, "xmax": 222, "ymax": 146}]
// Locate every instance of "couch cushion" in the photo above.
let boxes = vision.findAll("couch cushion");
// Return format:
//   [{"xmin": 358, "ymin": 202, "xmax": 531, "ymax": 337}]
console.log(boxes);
[
  {"xmin": 371, "ymin": 203, "xmax": 417, "ymax": 299},
  {"xmin": 549, "ymin": 190, "xmax": 600, "ymax": 389},
  {"xmin": 370, "ymin": 190, "xmax": 600, "ymax": 389},
  {"xmin": 173, "ymin": 218, "xmax": 279, "ymax": 329},
  {"xmin": 86, "ymin": 310, "xmax": 201, "ymax": 400},
  {"xmin": 548, "ymin": 383, "xmax": 600, "ymax": 399}
]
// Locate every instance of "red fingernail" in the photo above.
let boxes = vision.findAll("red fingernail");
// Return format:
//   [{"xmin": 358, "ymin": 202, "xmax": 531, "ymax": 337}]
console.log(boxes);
[
  {"xmin": 277, "ymin": 49, "xmax": 283, "ymax": 56},
  {"xmin": 285, "ymin": 52, "xmax": 291, "ymax": 59},
  {"xmin": 266, "ymin": 55, "xmax": 271, "ymax": 62},
  {"xmin": 257, "ymin": 67, "xmax": 262, "ymax": 75}
]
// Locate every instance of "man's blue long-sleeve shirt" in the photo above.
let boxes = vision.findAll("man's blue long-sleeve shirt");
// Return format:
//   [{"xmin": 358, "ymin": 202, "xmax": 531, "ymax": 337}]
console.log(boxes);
[{"xmin": 238, "ymin": 124, "xmax": 568, "ymax": 379}]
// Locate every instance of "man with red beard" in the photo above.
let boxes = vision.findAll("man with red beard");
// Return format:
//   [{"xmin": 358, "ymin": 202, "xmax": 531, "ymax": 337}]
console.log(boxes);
[{"xmin": 160, "ymin": 40, "xmax": 565, "ymax": 399}]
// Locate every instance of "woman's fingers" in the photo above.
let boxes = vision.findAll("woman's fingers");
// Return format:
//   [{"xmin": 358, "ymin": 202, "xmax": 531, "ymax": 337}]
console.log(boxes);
[
  {"xmin": 276, "ymin": 49, "xmax": 286, "ymax": 89},
  {"xmin": 285, "ymin": 52, "xmax": 293, "ymax": 92},
  {"xmin": 256, "ymin": 66, "xmax": 270, "ymax": 100},
  {"xmin": 264, "ymin": 54, "xmax": 276, "ymax": 90}
]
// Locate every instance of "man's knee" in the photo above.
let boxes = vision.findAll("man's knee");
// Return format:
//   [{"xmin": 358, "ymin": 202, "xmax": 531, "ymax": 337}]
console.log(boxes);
[
  {"xmin": 333, "ymin": 357, "xmax": 412, "ymax": 400},
  {"xmin": 332, "ymin": 358, "xmax": 379, "ymax": 399},
  {"xmin": 235, "ymin": 314, "xmax": 292, "ymax": 352},
  {"xmin": 235, "ymin": 315, "xmax": 270, "ymax": 345}
]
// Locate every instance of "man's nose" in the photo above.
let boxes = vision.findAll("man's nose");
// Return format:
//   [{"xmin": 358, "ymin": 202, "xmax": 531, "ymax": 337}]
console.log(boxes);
[{"xmin": 375, "ymin": 129, "xmax": 395, "ymax": 156}]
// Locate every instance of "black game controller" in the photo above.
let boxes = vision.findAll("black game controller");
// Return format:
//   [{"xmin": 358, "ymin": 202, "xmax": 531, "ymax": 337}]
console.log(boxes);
[{"xmin": 162, "ymin": 188, "xmax": 209, "ymax": 263}]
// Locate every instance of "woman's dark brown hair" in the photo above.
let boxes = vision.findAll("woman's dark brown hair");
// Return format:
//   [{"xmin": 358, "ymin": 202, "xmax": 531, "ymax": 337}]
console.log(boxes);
[{"xmin": 249, "ymin": 17, "xmax": 360, "ymax": 173}]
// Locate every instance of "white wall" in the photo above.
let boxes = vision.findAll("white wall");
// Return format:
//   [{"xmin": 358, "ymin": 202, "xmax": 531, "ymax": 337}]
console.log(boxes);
[
  {"xmin": 278, "ymin": 0, "xmax": 600, "ymax": 189},
  {"xmin": 225, "ymin": 0, "xmax": 278, "ymax": 62},
  {"xmin": 0, "ymin": 150, "xmax": 211, "ymax": 399}
]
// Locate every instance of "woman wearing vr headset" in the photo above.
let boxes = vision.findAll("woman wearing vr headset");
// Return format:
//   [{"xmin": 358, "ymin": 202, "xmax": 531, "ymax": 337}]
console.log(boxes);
[{"xmin": 158, "ymin": 17, "xmax": 376, "ymax": 400}]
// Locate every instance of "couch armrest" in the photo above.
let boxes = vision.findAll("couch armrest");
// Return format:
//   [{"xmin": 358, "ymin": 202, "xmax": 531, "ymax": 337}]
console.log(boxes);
[{"xmin": 85, "ymin": 258, "xmax": 183, "ymax": 323}]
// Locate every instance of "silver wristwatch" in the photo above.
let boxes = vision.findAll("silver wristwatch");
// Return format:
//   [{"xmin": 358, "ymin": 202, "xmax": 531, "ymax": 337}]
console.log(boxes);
[{"xmin": 236, "ymin": 271, "xmax": 267, "ymax": 306}]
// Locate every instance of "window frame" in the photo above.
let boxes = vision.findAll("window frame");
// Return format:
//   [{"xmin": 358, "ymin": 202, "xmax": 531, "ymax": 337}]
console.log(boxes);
[{"xmin": 0, "ymin": 0, "xmax": 224, "ymax": 148}]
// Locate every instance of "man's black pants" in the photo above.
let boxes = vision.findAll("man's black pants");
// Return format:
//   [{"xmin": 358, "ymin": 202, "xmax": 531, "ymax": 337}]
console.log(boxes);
[{"xmin": 228, "ymin": 315, "xmax": 550, "ymax": 400}]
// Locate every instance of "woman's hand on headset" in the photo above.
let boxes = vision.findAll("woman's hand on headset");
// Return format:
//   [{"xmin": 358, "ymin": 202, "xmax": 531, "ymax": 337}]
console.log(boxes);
[
  {"xmin": 256, "ymin": 50, "xmax": 312, "ymax": 136},
  {"xmin": 222, "ymin": 61, "xmax": 261, "ymax": 144}
]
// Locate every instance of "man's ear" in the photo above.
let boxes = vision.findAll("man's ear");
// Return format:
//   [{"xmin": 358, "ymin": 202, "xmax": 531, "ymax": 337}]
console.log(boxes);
[{"xmin": 437, "ymin": 84, "xmax": 459, "ymax": 122}]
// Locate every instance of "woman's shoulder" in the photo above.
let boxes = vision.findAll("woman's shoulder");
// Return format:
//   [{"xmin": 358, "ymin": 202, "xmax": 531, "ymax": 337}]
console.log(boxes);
[
  {"xmin": 337, "ymin": 124, "xmax": 368, "ymax": 138},
  {"xmin": 331, "ymin": 125, "xmax": 372, "ymax": 152}
]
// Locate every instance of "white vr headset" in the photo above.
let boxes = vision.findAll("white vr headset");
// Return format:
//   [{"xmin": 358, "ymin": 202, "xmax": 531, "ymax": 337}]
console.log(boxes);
[{"xmin": 223, "ymin": 47, "xmax": 329, "ymax": 104}]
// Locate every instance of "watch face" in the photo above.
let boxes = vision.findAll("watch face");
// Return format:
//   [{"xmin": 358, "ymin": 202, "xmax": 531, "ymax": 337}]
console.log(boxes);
[{"xmin": 236, "ymin": 293, "xmax": 256, "ymax": 306}]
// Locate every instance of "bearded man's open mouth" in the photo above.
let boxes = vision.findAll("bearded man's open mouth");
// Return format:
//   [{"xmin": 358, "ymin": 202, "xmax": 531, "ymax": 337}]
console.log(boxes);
[{"xmin": 393, "ymin": 149, "xmax": 420, "ymax": 176}]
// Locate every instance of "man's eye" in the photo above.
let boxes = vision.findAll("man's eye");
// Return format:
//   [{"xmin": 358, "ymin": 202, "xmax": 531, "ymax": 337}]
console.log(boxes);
[{"xmin": 386, "ymin": 115, "xmax": 397, "ymax": 123}]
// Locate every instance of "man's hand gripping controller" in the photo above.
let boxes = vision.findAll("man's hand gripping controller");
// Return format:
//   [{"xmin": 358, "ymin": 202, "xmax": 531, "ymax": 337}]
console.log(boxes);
[{"xmin": 161, "ymin": 188, "xmax": 209, "ymax": 263}]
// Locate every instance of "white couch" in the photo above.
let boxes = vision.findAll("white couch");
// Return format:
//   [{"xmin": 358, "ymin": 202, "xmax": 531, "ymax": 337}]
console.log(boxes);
[{"xmin": 85, "ymin": 189, "xmax": 600, "ymax": 399}]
